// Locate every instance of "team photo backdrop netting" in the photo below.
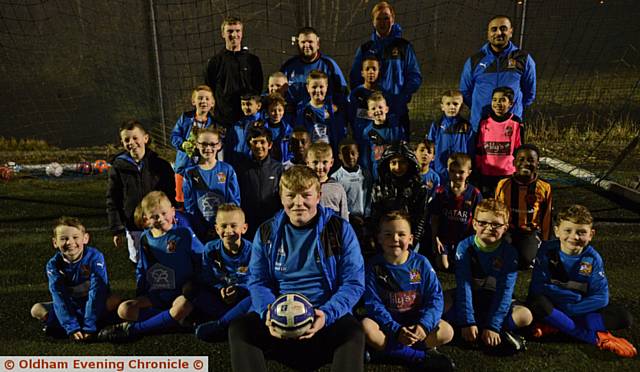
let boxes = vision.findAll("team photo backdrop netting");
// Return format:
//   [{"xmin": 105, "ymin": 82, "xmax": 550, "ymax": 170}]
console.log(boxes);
[{"xmin": 1, "ymin": 0, "xmax": 638, "ymax": 182}]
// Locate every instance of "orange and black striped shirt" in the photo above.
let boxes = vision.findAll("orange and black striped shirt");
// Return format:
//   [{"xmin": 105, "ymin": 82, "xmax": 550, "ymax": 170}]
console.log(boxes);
[{"xmin": 495, "ymin": 176, "xmax": 552, "ymax": 240}]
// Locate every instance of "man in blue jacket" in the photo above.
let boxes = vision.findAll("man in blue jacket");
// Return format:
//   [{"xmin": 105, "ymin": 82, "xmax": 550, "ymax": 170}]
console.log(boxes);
[
  {"xmin": 459, "ymin": 15, "xmax": 536, "ymax": 132},
  {"xmin": 228, "ymin": 165, "xmax": 365, "ymax": 372},
  {"xmin": 349, "ymin": 1, "xmax": 422, "ymax": 137}
]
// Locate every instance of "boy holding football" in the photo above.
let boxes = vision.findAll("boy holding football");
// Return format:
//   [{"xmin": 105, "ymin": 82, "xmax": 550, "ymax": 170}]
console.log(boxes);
[{"xmin": 228, "ymin": 165, "xmax": 365, "ymax": 372}]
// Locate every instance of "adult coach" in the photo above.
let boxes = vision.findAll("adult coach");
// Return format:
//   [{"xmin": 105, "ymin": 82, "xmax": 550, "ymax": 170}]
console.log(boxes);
[
  {"xmin": 459, "ymin": 15, "xmax": 536, "ymax": 131},
  {"xmin": 349, "ymin": 1, "xmax": 422, "ymax": 137},
  {"xmin": 205, "ymin": 17, "xmax": 263, "ymax": 127},
  {"xmin": 280, "ymin": 27, "xmax": 349, "ymax": 109},
  {"xmin": 228, "ymin": 165, "xmax": 365, "ymax": 372}
]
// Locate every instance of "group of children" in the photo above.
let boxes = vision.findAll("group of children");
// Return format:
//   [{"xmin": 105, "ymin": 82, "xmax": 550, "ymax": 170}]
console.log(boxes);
[{"xmin": 30, "ymin": 46, "xmax": 637, "ymax": 369}]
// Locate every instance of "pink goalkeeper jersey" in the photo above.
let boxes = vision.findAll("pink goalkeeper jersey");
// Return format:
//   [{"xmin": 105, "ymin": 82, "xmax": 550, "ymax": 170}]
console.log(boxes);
[{"xmin": 475, "ymin": 113, "xmax": 522, "ymax": 176}]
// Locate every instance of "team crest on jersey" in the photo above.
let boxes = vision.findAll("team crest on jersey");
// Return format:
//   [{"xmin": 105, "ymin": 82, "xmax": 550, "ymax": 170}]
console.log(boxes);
[
  {"xmin": 504, "ymin": 125, "xmax": 513, "ymax": 138},
  {"xmin": 507, "ymin": 58, "xmax": 517, "ymax": 69},
  {"xmin": 238, "ymin": 266, "xmax": 248, "ymax": 273},
  {"xmin": 324, "ymin": 108, "xmax": 330, "ymax": 120},
  {"xmin": 492, "ymin": 256, "xmax": 503, "ymax": 271},
  {"xmin": 166, "ymin": 240, "xmax": 177, "ymax": 253},
  {"xmin": 217, "ymin": 172, "xmax": 227, "ymax": 183},
  {"xmin": 464, "ymin": 200, "xmax": 473, "ymax": 207},
  {"xmin": 426, "ymin": 180, "xmax": 434, "ymax": 190},
  {"xmin": 80, "ymin": 264, "xmax": 90, "ymax": 277},
  {"xmin": 409, "ymin": 269, "xmax": 422, "ymax": 284},
  {"xmin": 373, "ymin": 144, "xmax": 386, "ymax": 161},
  {"xmin": 579, "ymin": 261, "xmax": 593, "ymax": 276},
  {"xmin": 391, "ymin": 47, "xmax": 400, "ymax": 57}
]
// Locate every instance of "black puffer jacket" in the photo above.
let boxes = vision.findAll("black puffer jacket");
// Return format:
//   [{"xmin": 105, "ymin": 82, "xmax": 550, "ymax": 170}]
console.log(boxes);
[{"xmin": 370, "ymin": 142, "xmax": 429, "ymax": 242}]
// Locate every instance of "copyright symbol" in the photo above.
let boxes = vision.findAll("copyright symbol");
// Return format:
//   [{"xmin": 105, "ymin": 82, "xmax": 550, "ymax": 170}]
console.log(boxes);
[
  {"xmin": 193, "ymin": 359, "xmax": 204, "ymax": 370},
  {"xmin": 4, "ymin": 359, "xmax": 15, "ymax": 370}
]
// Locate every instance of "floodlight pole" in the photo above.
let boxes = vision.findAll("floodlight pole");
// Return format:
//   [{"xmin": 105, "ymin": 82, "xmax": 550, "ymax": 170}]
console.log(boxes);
[
  {"xmin": 149, "ymin": 0, "xmax": 167, "ymax": 145},
  {"xmin": 519, "ymin": 0, "xmax": 528, "ymax": 48}
]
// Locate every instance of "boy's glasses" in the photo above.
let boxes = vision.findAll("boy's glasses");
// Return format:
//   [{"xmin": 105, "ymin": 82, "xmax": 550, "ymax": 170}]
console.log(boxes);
[
  {"xmin": 197, "ymin": 142, "xmax": 220, "ymax": 148},
  {"xmin": 474, "ymin": 220, "xmax": 506, "ymax": 229}
]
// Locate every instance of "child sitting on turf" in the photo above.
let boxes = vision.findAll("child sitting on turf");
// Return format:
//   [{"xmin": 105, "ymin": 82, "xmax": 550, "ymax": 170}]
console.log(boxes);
[
  {"xmin": 194, "ymin": 204, "xmax": 253, "ymax": 341},
  {"xmin": 225, "ymin": 91, "xmax": 263, "ymax": 167},
  {"xmin": 264, "ymin": 93, "xmax": 293, "ymax": 162},
  {"xmin": 107, "ymin": 120, "xmax": 176, "ymax": 264},
  {"xmin": 527, "ymin": 205, "xmax": 636, "ymax": 358},
  {"xmin": 359, "ymin": 92, "xmax": 404, "ymax": 181},
  {"xmin": 362, "ymin": 210, "xmax": 455, "ymax": 370},
  {"xmin": 431, "ymin": 153, "xmax": 483, "ymax": 271},
  {"xmin": 30, "ymin": 217, "xmax": 122, "ymax": 341},
  {"xmin": 475, "ymin": 87, "xmax": 522, "ymax": 197},
  {"xmin": 495, "ymin": 144, "xmax": 552, "ymax": 269},
  {"xmin": 170, "ymin": 85, "xmax": 222, "ymax": 204},
  {"xmin": 183, "ymin": 127, "xmax": 240, "ymax": 243},
  {"xmin": 348, "ymin": 55, "xmax": 381, "ymax": 142},
  {"xmin": 371, "ymin": 142, "xmax": 430, "ymax": 253},
  {"xmin": 296, "ymin": 70, "xmax": 346, "ymax": 152},
  {"xmin": 98, "ymin": 191, "xmax": 204, "ymax": 342},
  {"xmin": 306, "ymin": 142, "xmax": 349, "ymax": 220},
  {"xmin": 444, "ymin": 199, "xmax": 532, "ymax": 353},
  {"xmin": 414, "ymin": 139, "xmax": 440, "ymax": 201},
  {"xmin": 427, "ymin": 90, "xmax": 474, "ymax": 181},
  {"xmin": 283, "ymin": 126, "xmax": 312, "ymax": 169}
]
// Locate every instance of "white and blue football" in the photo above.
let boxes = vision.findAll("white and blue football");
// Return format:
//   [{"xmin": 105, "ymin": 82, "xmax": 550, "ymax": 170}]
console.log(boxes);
[{"xmin": 269, "ymin": 293, "xmax": 315, "ymax": 339}]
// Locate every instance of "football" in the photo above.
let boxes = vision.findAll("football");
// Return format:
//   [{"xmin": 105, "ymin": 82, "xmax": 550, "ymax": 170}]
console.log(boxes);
[
  {"xmin": 269, "ymin": 293, "xmax": 315, "ymax": 339},
  {"xmin": 45, "ymin": 162, "xmax": 63, "ymax": 177}
]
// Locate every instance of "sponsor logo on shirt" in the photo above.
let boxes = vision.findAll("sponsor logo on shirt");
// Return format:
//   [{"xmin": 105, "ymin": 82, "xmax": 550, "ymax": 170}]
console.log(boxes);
[
  {"xmin": 483, "ymin": 141, "xmax": 511, "ymax": 155},
  {"xmin": 387, "ymin": 290, "xmax": 417, "ymax": 312}
]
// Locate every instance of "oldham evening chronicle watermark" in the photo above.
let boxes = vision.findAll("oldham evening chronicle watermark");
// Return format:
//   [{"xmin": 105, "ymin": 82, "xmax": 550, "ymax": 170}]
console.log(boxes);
[{"xmin": 1, "ymin": 356, "xmax": 207, "ymax": 372}]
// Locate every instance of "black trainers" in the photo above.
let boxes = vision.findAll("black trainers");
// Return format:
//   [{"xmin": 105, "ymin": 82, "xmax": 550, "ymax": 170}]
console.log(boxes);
[
  {"xmin": 422, "ymin": 348, "xmax": 455, "ymax": 372},
  {"xmin": 97, "ymin": 322, "xmax": 137, "ymax": 343},
  {"xmin": 501, "ymin": 330, "xmax": 527, "ymax": 353},
  {"xmin": 194, "ymin": 320, "xmax": 227, "ymax": 342}
]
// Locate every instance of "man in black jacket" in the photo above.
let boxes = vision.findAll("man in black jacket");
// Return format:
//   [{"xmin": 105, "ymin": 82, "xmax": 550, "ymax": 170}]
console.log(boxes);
[
  {"xmin": 235, "ymin": 125, "xmax": 283, "ymax": 240},
  {"xmin": 205, "ymin": 17, "xmax": 263, "ymax": 127}
]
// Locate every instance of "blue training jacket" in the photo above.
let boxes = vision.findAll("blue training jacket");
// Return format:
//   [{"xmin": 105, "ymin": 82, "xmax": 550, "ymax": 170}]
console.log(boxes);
[
  {"xmin": 427, "ymin": 115, "xmax": 475, "ymax": 180},
  {"xmin": 170, "ymin": 110, "xmax": 220, "ymax": 174},
  {"xmin": 358, "ymin": 116, "xmax": 404, "ymax": 181},
  {"xmin": 529, "ymin": 240, "xmax": 609, "ymax": 317},
  {"xmin": 280, "ymin": 53, "xmax": 348, "ymax": 108},
  {"xmin": 248, "ymin": 205, "xmax": 365, "ymax": 327},
  {"xmin": 459, "ymin": 41, "xmax": 536, "ymax": 131},
  {"xmin": 46, "ymin": 246, "xmax": 109, "ymax": 335},
  {"xmin": 454, "ymin": 236, "xmax": 518, "ymax": 332},
  {"xmin": 349, "ymin": 24, "xmax": 422, "ymax": 117},
  {"xmin": 363, "ymin": 250, "xmax": 444, "ymax": 336}
]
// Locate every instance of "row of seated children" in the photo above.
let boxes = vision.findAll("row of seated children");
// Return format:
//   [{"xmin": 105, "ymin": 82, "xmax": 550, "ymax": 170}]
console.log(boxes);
[{"xmin": 31, "ymin": 193, "xmax": 637, "ymax": 363}]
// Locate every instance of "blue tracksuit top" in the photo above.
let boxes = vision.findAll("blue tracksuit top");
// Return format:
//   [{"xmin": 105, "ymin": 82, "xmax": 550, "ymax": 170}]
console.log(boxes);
[
  {"xmin": 200, "ymin": 238, "xmax": 253, "ymax": 290},
  {"xmin": 454, "ymin": 236, "xmax": 518, "ymax": 332},
  {"xmin": 364, "ymin": 251, "xmax": 444, "ymax": 335},
  {"xmin": 170, "ymin": 110, "xmax": 220, "ymax": 174},
  {"xmin": 296, "ymin": 100, "xmax": 346, "ymax": 149},
  {"xmin": 349, "ymin": 24, "xmax": 422, "ymax": 116},
  {"xmin": 136, "ymin": 226, "xmax": 203, "ymax": 298},
  {"xmin": 459, "ymin": 41, "xmax": 536, "ymax": 131},
  {"xmin": 225, "ymin": 111, "xmax": 263, "ymax": 166},
  {"xmin": 248, "ymin": 205, "xmax": 365, "ymax": 327},
  {"xmin": 529, "ymin": 240, "xmax": 608, "ymax": 317},
  {"xmin": 46, "ymin": 246, "xmax": 109, "ymax": 335},
  {"xmin": 182, "ymin": 162, "xmax": 241, "ymax": 232},
  {"xmin": 347, "ymin": 85, "xmax": 375, "ymax": 142},
  {"xmin": 265, "ymin": 118, "xmax": 294, "ymax": 162},
  {"xmin": 421, "ymin": 169, "xmax": 440, "ymax": 200},
  {"xmin": 427, "ymin": 115, "xmax": 475, "ymax": 180},
  {"xmin": 280, "ymin": 53, "xmax": 348, "ymax": 108},
  {"xmin": 358, "ymin": 117, "xmax": 404, "ymax": 181}
]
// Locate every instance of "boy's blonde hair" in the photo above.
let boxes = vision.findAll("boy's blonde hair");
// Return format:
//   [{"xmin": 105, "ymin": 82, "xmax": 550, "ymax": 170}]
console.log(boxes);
[
  {"xmin": 221, "ymin": 16, "xmax": 242, "ymax": 33},
  {"xmin": 269, "ymin": 71, "xmax": 287, "ymax": 80},
  {"xmin": 475, "ymin": 198, "xmax": 510, "ymax": 223},
  {"xmin": 378, "ymin": 210, "xmax": 411, "ymax": 230},
  {"xmin": 447, "ymin": 152, "xmax": 472, "ymax": 169},
  {"xmin": 52, "ymin": 216, "xmax": 86, "ymax": 237},
  {"xmin": 557, "ymin": 204, "xmax": 593, "ymax": 226},
  {"xmin": 216, "ymin": 203, "xmax": 245, "ymax": 221},
  {"xmin": 280, "ymin": 165, "xmax": 321, "ymax": 194},
  {"xmin": 140, "ymin": 191, "xmax": 172, "ymax": 216},
  {"xmin": 367, "ymin": 91, "xmax": 387, "ymax": 106},
  {"xmin": 441, "ymin": 89, "xmax": 463, "ymax": 100},
  {"xmin": 191, "ymin": 85, "xmax": 213, "ymax": 100},
  {"xmin": 306, "ymin": 69, "xmax": 328, "ymax": 84},
  {"xmin": 371, "ymin": 1, "xmax": 395, "ymax": 21},
  {"xmin": 306, "ymin": 142, "xmax": 333, "ymax": 159}
]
